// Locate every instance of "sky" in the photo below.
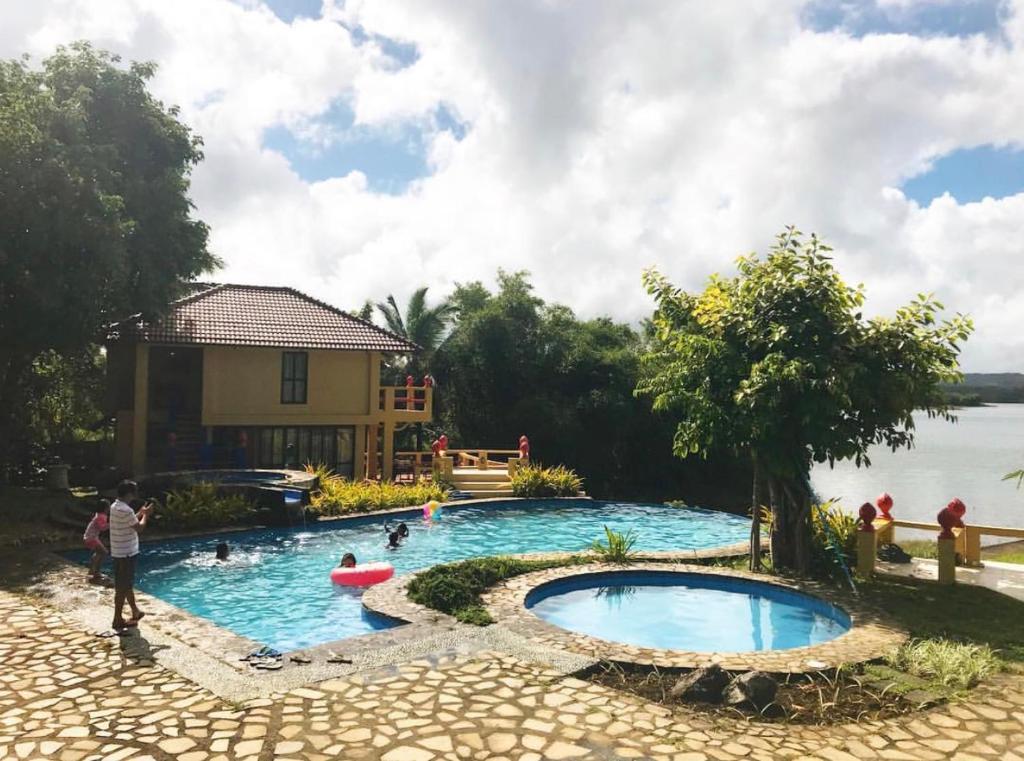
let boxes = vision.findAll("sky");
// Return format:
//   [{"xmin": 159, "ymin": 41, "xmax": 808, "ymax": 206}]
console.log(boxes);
[{"xmin": 4, "ymin": 0, "xmax": 1024, "ymax": 372}]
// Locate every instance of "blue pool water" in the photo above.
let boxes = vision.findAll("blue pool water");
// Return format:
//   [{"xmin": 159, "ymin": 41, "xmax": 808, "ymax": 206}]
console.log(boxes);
[
  {"xmin": 67, "ymin": 500, "xmax": 749, "ymax": 651},
  {"xmin": 526, "ymin": 571, "xmax": 850, "ymax": 652}
]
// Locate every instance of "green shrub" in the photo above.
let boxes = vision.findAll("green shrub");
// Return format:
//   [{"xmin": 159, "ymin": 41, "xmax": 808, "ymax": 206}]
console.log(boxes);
[
  {"xmin": 407, "ymin": 555, "xmax": 582, "ymax": 624},
  {"xmin": 308, "ymin": 467, "xmax": 447, "ymax": 517},
  {"xmin": 591, "ymin": 525, "xmax": 639, "ymax": 564},
  {"xmin": 810, "ymin": 500, "xmax": 858, "ymax": 579},
  {"xmin": 510, "ymin": 463, "xmax": 583, "ymax": 498},
  {"xmin": 886, "ymin": 639, "xmax": 1000, "ymax": 689},
  {"xmin": 158, "ymin": 483, "xmax": 256, "ymax": 530}
]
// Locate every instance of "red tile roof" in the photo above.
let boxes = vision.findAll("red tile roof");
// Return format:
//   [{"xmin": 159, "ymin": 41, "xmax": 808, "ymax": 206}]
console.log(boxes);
[{"xmin": 108, "ymin": 284, "xmax": 418, "ymax": 353}]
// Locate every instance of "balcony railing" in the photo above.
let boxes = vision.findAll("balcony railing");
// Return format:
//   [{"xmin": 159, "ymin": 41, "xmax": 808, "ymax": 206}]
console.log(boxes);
[{"xmin": 379, "ymin": 385, "xmax": 433, "ymax": 419}]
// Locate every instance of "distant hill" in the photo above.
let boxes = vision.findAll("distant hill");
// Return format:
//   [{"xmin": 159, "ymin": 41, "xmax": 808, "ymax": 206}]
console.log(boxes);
[
  {"xmin": 941, "ymin": 373, "xmax": 1024, "ymax": 405},
  {"xmin": 962, "ymin": 372, "xmax": 1024, "ymax": 387}
]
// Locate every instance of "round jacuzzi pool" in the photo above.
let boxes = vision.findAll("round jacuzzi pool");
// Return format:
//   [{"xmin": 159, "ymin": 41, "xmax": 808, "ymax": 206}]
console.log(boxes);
[{"xmin": 525, "ymin": 571, "xmax": 851, "ymax": 652}]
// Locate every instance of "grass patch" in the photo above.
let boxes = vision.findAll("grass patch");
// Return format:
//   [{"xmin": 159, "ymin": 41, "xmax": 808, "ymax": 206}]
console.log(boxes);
[
  {"xmin": 897, "ymin": 539, "xmax": 939, "ymax": 559},
  {"xmin": 406, "ymin": 555, "xmax": 586, "ymax": 625},
  {"xmin": 988, "ymin": 551, "xmax": 1024, "ymax": 565},
  {"xmin": 885, "ymin": 639, "xmax": 999, "ymax": 690},
  {"xmin": 859, "ymin": 574, "xmax": 1024, "ymax": 663}
]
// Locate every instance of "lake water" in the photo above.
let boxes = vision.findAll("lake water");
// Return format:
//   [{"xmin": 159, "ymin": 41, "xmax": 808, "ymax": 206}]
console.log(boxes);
[{"xmin": 811, "ymin": 404, "xmax": 1024, "ymax": 539}]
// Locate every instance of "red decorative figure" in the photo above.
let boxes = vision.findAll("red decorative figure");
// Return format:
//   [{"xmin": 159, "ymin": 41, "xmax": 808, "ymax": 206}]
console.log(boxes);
[
  {"xmin": 876, "ymin": 492, "xmax": 893, "ymax": 520},
  {"xmin": 438, "ymin": 434, "xmax": 448, "ymax": 454},
  {"xmin": 518, "ymin": 435, "xmax": 530, "ymax": 459},
  {"xmin": 937, "ymin": 506, "xmax": 960, "ymax": 540},
  {"xmin": 946, "ymin": 497, "xmax": 966, "ymax": 526},
  {"xmin": 423, "ymin": 375, "xmax": 433, "ymax": 387},
  {"xmin": 857, "ymin": 502, "xmax": 877, "ymax": 532}
]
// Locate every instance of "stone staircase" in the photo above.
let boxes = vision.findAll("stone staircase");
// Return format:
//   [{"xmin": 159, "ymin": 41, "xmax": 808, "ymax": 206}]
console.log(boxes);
[{"xmin": 449, "ymin": 467, "xmax": 514, "ymax": 499}]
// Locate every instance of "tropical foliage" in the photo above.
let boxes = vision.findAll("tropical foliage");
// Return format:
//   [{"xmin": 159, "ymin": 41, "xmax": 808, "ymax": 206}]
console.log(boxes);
[
  {"xmin": 637, "ymin": 227, "xmax": 973, "ymax": 573},
  {"xmin": 590, "ymin": 526, "xmax": 639, "ymax": 563},
  {"xmin": 809, "ymin": 500, "xmax": 859, "ymax": 579},
  {"xmin": 376, "ymin": 286, "xmax": 458, "ymax": 378},
  {"xmin": 433, "ymin": 271, "xmax": 751, "ymax": 503},
  {"xmin": 510, "ymin": 463, "xmax": 583, "ymax": 498},
  {"xmin": 308, "ymin": 469, "xmax": 447, "ymax": 516},
  {"xmin": 159, "ymin": 483, "xmax": 255, "ymax": 530},
  {"xmin": 0, "ymin": 43, "xmax": 215, "ymax": 480}
]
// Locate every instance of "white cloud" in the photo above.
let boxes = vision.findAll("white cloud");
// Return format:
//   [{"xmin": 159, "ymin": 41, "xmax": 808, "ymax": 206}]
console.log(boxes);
[{"xmin": 3, "ymin": 0, "xmax": 1024, "ymax": 370}]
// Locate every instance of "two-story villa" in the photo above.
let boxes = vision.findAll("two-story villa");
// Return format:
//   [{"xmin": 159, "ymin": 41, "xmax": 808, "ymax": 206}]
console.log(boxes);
[{"xmin": 105, "ymin": 284, "xmax": 432, "ymax": 481}]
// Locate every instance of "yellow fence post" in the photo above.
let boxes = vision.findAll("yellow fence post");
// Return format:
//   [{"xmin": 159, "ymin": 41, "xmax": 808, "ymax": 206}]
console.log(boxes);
[
  {"xmin": 508, "ymin": 457, "xmax": 520, "ymax": 477},
  {"xmin": 856, "ymin": 531, "xmax": 876, "ymax": 578},
  {"xmin": 477, "ymin": 450, "xmax": 488, "ymax": 470},
  {"xmin": 937, "ymin": 538, "xmax": 956, "ymax": 584}
]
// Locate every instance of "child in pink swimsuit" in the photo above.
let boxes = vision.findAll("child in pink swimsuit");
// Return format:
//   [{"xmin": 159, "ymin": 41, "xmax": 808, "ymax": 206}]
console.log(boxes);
[{"xmin": 84, "ymin": 500, "xmax": 110, "ymax": 582}]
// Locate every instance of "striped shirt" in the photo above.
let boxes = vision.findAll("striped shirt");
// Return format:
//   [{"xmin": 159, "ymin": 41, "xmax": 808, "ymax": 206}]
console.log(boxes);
[{"xmin": 108, "ymin": 500, "xmax": 140, "ymax": 558}]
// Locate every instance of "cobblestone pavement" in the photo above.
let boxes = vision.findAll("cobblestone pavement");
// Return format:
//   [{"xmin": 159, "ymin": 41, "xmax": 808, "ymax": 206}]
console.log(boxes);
[{"xmin": 2, "ymin": 590, "xmax": 1024, "ymax": 761}]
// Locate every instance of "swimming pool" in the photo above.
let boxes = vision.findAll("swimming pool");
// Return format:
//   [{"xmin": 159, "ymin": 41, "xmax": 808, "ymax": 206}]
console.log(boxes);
[
  {"xmin": 526, "ymin": 571, "xmax": 850, "ymax": 652},
  {"xmin": 67, "ymin": 500, "xmax": 750, "ymax": 651}
]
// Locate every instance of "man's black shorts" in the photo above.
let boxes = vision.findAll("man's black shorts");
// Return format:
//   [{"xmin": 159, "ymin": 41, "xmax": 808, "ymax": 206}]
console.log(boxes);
[{"xmin": 113, "ymin": 555, "xmax": 138, "ymax": 592}]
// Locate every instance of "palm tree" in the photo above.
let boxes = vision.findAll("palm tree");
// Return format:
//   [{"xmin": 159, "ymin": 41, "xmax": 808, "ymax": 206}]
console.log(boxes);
[{"xmin": 376, "ymin": 287, "xmax": 458, "ymax": 378}]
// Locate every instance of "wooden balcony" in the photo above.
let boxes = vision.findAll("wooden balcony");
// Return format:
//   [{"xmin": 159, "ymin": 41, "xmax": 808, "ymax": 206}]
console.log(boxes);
[{"xmin": 379, "ymin": 385, "xmax": 433, "ymax": 422}]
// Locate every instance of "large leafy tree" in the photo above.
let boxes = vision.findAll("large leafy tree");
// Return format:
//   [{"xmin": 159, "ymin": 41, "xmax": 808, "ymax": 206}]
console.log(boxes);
[
  {"xmin": 637, "ymin": 228, "xmax": 973, "ymax": 573},
  {"xmin": 0, "ymin": 43, "xmax": 216, "ymax": 477},
  {"xmin": 432, "ymin": 271, "xmax": 751, "ymax": 503},
  {"xmin": 376, "ymin": 287, "xmax": 458, "ymax": 378}
]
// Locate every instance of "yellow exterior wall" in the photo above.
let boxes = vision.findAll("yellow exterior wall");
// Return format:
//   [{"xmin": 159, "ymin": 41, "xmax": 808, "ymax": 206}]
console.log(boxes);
[{"xmin": 201, "ymin": 346, "xmax": 377, "ymax": 426}]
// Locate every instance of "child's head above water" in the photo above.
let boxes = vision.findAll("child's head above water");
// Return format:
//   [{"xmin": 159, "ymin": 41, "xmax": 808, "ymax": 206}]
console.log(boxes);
[
  {"xmin": 215, "ymin": 542, "xmax": 229, "ymax": 561},
  {"xmin": 340, "ymin": 552, "xmax": 356, "ymax": 568},
  {"xmin": 397, "ymin": 522, "xmax": 409, "ymax": 538}
]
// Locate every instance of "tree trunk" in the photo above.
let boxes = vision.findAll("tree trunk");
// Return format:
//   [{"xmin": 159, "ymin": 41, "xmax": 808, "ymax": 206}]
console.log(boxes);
[
  {"xmin": 770, "ymin": 476, "xmax": 813, "ymax": 575},
  {"xmin": 749, "ymin": 457, "xmax": 762, "ymax": 572}
]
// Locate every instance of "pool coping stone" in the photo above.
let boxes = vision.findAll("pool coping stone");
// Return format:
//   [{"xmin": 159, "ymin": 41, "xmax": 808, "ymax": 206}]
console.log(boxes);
[{"xmin": 479, "ymin": 562, "xmax": 908, "ymax": 673}]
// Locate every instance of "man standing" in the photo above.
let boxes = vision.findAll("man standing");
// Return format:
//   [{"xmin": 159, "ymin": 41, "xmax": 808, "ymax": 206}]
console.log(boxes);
[{"xmin": 109, "ymin": 480, "xmax": 153, "ymax": 632}]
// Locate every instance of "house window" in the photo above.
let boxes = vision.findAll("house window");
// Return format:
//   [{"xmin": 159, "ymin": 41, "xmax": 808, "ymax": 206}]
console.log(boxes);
[{"xmin": 281, "ymin": 352, "xmax": 308, "ymax": 404}]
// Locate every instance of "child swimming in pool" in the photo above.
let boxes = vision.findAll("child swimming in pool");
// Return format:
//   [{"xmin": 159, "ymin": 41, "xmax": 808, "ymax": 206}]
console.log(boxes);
[
  {"xmin": 338, "ymin": 552, "xmax": 356, "ymax": 568},
  {"xmin": 384, "ymin": 521, "xmax": 409, "ymax": 549},
  {"xmin": 215, "ymin": 542, "xmax": 230, "ymax": 561}
]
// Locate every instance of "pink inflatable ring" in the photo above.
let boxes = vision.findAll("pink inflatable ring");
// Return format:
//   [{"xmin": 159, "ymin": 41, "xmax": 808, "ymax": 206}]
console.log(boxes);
[{"xmin": 330, "ymin": 562, "xmax": 394, "ymax": 587}]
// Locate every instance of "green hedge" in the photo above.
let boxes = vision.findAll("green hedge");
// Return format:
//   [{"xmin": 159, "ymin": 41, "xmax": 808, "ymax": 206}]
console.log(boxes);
[
  {"xmin": 407, "ymin": 556, "xmax": 582, "ymax": 625},
  {"xmin": 510, "ymin": 463, "xmax": 582, "ymax": 498}
]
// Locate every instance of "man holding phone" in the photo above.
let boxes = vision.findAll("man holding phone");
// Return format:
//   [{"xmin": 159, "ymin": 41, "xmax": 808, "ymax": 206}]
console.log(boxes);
[{"xmin": 109, "ymin": 480, "xmax": 153, "ymax": 632}]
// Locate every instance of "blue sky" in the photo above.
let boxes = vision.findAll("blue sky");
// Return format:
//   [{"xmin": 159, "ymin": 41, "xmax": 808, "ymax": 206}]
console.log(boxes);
[
  {"xmin": 259, "ymin": 0, "xmax": 438, "ymax": 193},
  {"xmin": 803, "ymin": 0, "xmax": 1005, "ymax": 38},
  {"xmin": 902, "ymin": 145, "xmax": 1024, "ymax": 204}
]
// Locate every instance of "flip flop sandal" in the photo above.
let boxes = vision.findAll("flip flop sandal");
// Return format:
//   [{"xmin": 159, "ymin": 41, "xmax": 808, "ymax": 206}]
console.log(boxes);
[
  {"xmin": 253, "ymin": 657, "xmax": 283, "ymax": 670},
  {"xmin": 289, "ymin": 653, "xmax": 312, "ymax": 664},
  {"xmin": 96, "ymin": 629, "xmax": 126, "ymax": 639},
  {"xmin": 240, "ymin": 646, "xmax": 271, "ymax": 662},
  {"xmin": 326, "ymin": 651, "xmax": 352, "ymax": 664}
]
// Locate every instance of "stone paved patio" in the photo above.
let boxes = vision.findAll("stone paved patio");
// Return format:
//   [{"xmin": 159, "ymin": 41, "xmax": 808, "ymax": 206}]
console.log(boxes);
[{"xmin": 3, "ymin": 588, "xmax": 1024, "ymax": 760}]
